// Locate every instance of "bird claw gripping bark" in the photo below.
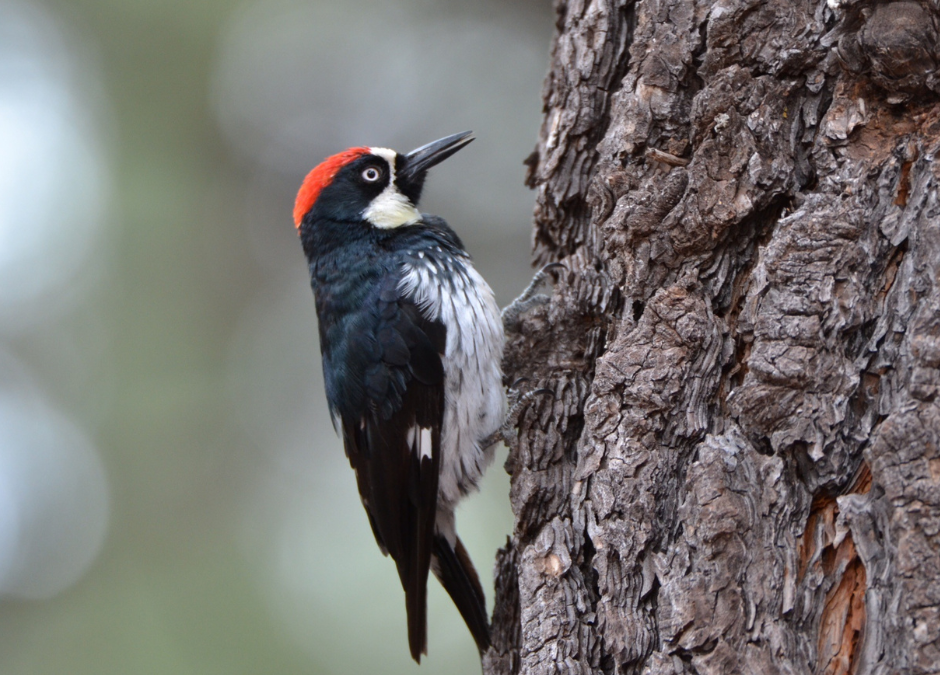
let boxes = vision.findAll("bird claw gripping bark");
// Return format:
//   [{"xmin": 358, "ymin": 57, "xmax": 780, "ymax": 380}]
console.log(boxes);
[
  {"xmin": 501, "ymin": 262, "xmax": 566, "ymax": 332},
  {"xmin": 482, "ymin": 382, "xmax": 555, "ymax": 449}
]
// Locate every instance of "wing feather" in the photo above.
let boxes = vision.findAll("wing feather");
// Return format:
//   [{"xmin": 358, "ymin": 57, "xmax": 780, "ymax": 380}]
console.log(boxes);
[{"xmin": 337, "ymin": 272, "xmax": 445, "ymax": 661}]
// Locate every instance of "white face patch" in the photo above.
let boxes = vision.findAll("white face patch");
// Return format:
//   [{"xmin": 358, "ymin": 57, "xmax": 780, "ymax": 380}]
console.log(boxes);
[{"xmin": 362, "ymin": 147, "xmax": 421, "ymax": 229}]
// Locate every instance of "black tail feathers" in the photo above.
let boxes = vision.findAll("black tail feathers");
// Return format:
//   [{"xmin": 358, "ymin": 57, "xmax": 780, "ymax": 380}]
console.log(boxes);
[
  {"xmin": 405, "ymin": 578, "xmax": 428, "ymax": 662},
  {"xmin": 432, "ymin": 535, "xmax": 491, "ymax": 655}
]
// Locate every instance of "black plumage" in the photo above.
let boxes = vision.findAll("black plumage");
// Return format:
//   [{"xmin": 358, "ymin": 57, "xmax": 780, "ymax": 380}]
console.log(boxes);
[{"xmin": 295, "ymin": 134, "xmax": 495, "ymax": 661}]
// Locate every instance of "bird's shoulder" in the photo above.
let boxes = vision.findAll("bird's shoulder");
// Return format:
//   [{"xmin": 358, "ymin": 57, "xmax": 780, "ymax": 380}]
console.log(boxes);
[{"xmin": 318, "ymin": 253, "xmax": 445, "ymax": 422}]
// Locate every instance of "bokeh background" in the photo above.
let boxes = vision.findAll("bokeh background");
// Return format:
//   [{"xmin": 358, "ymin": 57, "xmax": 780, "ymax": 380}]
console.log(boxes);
[{"xmin": 0, "ymin": 0, "xmax": 552, "ymax": 673}]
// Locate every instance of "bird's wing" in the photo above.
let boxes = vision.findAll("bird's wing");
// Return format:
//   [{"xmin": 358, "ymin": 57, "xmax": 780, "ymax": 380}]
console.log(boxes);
[{"xmin": 339, "ymin": 272, "xmax": 445, "ymax": 662}]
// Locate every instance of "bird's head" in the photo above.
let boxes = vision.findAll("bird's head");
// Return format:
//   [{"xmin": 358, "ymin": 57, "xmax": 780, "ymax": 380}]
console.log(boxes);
[{"xmin": 293, "ymin": 131, "xmax": 474, "ymax": 232}]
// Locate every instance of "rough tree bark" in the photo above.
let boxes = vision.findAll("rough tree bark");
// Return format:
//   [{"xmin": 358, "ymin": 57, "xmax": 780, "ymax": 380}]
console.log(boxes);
[{"xmin": 482, "ymin": 1, "xmax": 940, "ymax": 673}]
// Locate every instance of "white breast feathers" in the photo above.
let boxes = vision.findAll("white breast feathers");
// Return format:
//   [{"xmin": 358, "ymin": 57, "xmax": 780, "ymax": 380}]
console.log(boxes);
[{"xmin": 399, "ymin": 254, "xmax": 506, "ymax": 510}]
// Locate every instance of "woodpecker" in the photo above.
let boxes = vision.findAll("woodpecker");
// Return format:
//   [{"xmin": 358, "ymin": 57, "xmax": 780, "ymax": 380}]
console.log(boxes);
[{"xmin": 293, "ymin": 131, "xmax": 504, "ymax": 661}]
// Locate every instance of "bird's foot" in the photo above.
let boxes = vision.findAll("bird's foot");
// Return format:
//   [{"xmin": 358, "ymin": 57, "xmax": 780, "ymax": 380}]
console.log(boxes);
[
  {"xmin": 501, "ymin": 262, "xmax": 565, "ymax": 332},
  {"xmin": 482, "ymin": 381, "xmax": 555, "ymax": 449}
]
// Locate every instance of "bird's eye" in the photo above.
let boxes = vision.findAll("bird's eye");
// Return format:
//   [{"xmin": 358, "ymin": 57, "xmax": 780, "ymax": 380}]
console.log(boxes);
[{"xmin": 362, "ymin": 166, "xmax": 381, "ymax": 182}]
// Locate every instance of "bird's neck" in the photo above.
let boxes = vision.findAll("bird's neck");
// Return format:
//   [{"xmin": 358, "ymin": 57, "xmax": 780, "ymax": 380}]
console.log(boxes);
[{"xmin": 301, "ymin": 216, "xmax": 371, "ymax": 262}]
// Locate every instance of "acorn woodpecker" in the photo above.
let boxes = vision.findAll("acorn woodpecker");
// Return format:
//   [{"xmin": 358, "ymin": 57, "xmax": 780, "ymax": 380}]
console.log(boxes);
[{"xmin": 293, "ymin": 132, "xmax": 504, "ymax": 661}]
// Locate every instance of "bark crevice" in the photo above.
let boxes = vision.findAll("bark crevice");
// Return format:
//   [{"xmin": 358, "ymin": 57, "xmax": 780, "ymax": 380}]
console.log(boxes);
[{"xmin": 486, "ymin": 1, "xmax": 940, "ymax": 673}]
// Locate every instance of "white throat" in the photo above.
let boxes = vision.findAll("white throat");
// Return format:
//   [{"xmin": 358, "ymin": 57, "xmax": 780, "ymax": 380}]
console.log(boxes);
[{"xmin": 362, "ymin": 147, "xmax": 421, "ymax": 229}]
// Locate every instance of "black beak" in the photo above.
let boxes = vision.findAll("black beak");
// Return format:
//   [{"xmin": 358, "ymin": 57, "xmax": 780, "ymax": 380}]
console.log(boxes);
[{"xmin": 398, "ymin": 131, "xmax": 474, "ymax": 180}]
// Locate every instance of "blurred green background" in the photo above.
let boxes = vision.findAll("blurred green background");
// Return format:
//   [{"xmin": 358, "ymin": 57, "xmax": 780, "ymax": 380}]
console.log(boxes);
[{"xmin": 0, "ymin": 0, "xmax": 551, "ymax": 673}]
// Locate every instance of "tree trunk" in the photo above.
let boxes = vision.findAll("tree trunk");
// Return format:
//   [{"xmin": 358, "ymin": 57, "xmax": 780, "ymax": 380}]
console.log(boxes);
[{"xmin": 483, "ymin": 1, "xmax": 940, "ymax": 673}]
